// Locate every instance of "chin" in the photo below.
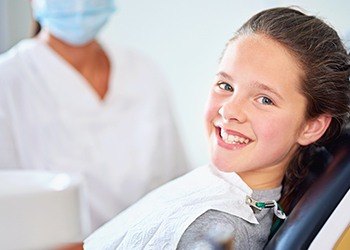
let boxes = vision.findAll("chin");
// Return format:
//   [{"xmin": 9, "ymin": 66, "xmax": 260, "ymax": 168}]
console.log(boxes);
[{"xmin": 210, "ymin": 157, "xmax": 236, "ymax": 173}]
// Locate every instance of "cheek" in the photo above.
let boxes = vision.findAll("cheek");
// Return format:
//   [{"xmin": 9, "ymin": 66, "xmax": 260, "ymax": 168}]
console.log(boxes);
[
  {"xmin": 254, "ymin": 114, "xmax": 301, "ymax": 145},
  {"xmin": 254, "ymin": 122, "xmax": 279, "ymax": 145},
  {"xmin": 204, "ymin": 94, "xmax": 220, "ymax": 128}
]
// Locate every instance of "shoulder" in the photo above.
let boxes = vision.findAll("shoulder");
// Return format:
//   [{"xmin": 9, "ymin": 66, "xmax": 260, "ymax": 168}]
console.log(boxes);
[
  {"xmin": 177, "ymin": 209, "xmax": 249, "ymax": 249},
  {"xmin": 0, "ymin": 39, "xmax": 38, "ymax": 69},
  {"xmin": 102, "ymin": 42, "xmax": 160, "ymax": 68},
  {"xmin": 187, "ymin": 209, "xmax": 248, "ymax": 234},
  {"xmin": 101, "ymin": 41, "xmax": 170, "ymax": 89},
  {"xmin": 0, "ymin": 39, "xmax": 39, "ymax": 88}
]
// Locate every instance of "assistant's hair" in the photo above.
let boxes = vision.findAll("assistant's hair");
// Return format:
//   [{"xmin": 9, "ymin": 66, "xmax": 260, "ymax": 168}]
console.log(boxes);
[
  {"xmin": 226, "ymin": 7, "xmax": 350, "ymax": 214},
  {"xmin": 32, "ymin": 20, "xmax": 41, "ymax": 37}
]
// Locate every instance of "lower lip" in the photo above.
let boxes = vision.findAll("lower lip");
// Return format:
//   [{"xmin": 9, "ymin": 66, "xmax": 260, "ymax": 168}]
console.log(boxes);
[{"xmin": 215, "ymin": 127, "xmax": 249, "ymax": 150}]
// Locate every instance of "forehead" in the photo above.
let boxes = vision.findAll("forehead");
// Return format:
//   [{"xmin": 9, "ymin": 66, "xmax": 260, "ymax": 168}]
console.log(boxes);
[{"xmin": 219, "ymin": 34, "xmax": 304, "ymax": 93}]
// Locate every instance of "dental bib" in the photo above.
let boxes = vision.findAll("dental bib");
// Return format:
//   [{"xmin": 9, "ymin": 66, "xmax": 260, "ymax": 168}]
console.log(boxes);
[{"xmin": 84, "ymin": 165, "xmax": 258, "ymax": 249}]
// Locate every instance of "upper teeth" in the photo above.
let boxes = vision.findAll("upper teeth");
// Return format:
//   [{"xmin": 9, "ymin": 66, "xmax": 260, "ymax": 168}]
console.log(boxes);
[{"xmin": 220, "ymin": 129, "xmax": 249, "ymax": 144}]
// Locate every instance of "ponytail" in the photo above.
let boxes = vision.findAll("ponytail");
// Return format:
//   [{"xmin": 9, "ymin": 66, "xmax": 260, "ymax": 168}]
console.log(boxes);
[{"xmin": 279, "ymin": 144, "xmax": 332, "ymax": 214}]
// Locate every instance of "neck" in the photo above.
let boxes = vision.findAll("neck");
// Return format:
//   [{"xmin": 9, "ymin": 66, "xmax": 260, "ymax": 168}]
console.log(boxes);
[
  {"xmin": 238, "ymin": 165, "xmax": 285, "ymax": 190},
  {"xmin": 37, "ymin": 30, "xmax": 101, "ymax": 70},
  {"xmin": 36, "ymin": 29, "xmax": 111, "ymax": 99},
  {"xmin": 238, "ymin": 144, "xmax": 299, "ymax": 190}
]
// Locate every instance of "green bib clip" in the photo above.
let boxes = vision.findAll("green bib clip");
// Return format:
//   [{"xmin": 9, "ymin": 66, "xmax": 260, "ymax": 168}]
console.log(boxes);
[{"xmin": 246, "ymin": 196, "xmax": 287, "ymax": 220}]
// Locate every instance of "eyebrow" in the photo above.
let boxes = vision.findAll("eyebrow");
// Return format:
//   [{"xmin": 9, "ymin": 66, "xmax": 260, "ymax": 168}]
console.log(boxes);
[
  {"xmin": 216, "ymin": 71, "xmax": 284, "ymax": 101},
  {"xmin": 216, "ymin": 71, "xmax": 233, "ymax": 81},
  {"xmin": 250, "ymin": 81, "xmax": 284, "ymax": 101}
]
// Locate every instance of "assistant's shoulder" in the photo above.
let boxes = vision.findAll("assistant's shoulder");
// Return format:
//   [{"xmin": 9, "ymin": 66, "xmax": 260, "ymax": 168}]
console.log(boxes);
[
  {"xmin": 104, "ymin": 42, "xmax": 158, "ymax": 66},
  {"xmin": 101, "ymin": 41, "xmax": 173, "ymax": 100},
  {"xmin": 0, "ymin": 39, "xmax": 37, "ymax": 66},
  {"xmin": 0, "ymin": 39, "xmax": 38, "ymax": 81},
  {"xmin": 103, "ymin": 42, "xmax": 168, "ymax": 80},
  {"xmin": 0, "ymin": 39, "xmax": 42, "ymax": 92}
]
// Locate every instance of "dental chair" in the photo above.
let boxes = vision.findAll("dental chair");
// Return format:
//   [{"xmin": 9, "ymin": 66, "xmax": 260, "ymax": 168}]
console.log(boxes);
[{"xmin": 264, "ymin": 128, "xmax": 350, "ymax": 249}]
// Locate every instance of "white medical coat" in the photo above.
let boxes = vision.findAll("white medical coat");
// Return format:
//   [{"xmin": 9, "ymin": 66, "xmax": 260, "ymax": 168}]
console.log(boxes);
[{"xmin": 0, "ymin": 39, "xmax": 189, "ymax": 232}]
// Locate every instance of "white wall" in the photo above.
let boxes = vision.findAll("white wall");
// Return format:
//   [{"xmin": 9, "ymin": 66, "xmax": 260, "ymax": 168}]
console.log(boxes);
[
  {"xmin": 0, "ymin": 0, "xmax": 31, "ymax": 53},
  {"xmin": 0, "ymin": 1, "xmax": 8, "ymax": 53},
  {"xmin": 3, "ymin": 0, "xmax": 350, "ymax": 167}
]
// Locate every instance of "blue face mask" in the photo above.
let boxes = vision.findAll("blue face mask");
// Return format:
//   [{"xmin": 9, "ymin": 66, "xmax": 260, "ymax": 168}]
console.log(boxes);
[{"xmin": 32, "ymin": 0, "xmax": 116, "ymax": 46}]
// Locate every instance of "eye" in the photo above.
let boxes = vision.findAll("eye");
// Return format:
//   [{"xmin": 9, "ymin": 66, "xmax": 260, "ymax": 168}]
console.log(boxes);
[
  {"xmin": 217, "ymin": 82, "xmax": 233, "ymax": 92},
  {"xmin": 257, "ymin": 96, "xmax": 274, "ymax": 105}
]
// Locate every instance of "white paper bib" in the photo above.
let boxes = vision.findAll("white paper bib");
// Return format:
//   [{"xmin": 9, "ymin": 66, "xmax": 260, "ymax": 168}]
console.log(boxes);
[{"xmin": 84, "ymin": 165, "xmax": 259, "ymax": 249}]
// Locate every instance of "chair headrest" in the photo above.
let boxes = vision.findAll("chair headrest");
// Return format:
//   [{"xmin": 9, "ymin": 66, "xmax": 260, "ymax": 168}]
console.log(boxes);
[{"xmin": 265, "ymin": 129, "xmax": 350, "ymax": 249}]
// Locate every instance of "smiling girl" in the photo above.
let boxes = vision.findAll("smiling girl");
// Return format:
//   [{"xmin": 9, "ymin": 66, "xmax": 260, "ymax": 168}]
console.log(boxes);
[{"xmin": 84, "ymin": 7, "xmax": 350, "ymax": 249}]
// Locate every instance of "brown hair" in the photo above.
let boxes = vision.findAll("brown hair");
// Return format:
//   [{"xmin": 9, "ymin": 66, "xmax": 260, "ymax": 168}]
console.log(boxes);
[
  {"xmin": 32, "ymin": 20, "xmax": 42, "ymax": 37},
  {"xmin": 225, "ymin": 7, "xmax": 350, "ymax": 214}
]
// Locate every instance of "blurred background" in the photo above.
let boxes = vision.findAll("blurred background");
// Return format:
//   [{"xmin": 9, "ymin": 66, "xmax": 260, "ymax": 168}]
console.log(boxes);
[{"xmin": 1, "ymin": 0, "xmax": 349, "ymax": 167}]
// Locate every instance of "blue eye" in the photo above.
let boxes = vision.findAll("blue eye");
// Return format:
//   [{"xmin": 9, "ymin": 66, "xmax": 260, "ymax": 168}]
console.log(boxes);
[
  {"xmin": 217, "ymin": 82, "xmax": 233, "ymax": 92},
  {"xmin": 258, "ymin": 96, "xmax": 274, "ymax": 105}
]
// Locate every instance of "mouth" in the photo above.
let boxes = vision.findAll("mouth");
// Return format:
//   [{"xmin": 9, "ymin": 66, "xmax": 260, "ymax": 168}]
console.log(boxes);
[{"xmin": 215, "ymin": 126, "xmax": 252, "ymax": 146}]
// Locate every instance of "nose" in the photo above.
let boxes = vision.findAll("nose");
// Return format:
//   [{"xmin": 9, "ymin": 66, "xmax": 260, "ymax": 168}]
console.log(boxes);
[{"xmin": 218, "ymin": 96, "xmax": 247, "ymax": 123}]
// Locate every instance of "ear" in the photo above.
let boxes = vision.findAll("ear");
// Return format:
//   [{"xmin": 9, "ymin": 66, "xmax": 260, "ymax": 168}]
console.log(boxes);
[{"xmin": 297, "ymin": 114, "xmax": 332, "ymax": 146}]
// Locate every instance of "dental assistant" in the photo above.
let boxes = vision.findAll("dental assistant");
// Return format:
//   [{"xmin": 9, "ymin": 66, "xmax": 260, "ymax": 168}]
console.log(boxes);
[{"xmin": 0, "ymin": 0, "xmax": 188, "ymax": 232}]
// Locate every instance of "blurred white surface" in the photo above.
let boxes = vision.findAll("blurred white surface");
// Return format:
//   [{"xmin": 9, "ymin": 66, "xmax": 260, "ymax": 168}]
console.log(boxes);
[{"xmin": 0, "ymin": 170, "xmax": 85, "ymax": 250}]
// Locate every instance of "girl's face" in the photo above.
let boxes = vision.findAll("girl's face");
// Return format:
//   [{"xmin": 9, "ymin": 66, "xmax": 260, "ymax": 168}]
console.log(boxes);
[{"xmin": 205, "ymin": 34, "xmax": 309, "ymax": 189}]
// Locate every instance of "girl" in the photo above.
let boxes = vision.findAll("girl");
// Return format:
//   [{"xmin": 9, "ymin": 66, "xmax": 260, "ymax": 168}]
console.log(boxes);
[{"xmin": 83, "ymin": 7, "xmax": 350, "ymax": 249}]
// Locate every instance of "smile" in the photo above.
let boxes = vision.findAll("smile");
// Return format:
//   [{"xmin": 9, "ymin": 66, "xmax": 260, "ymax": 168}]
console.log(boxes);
[
  {"xmin": 215, "ymin": 126, "xmax": 252, "ymax": 148},
  {"xmin": 220, "ymin": 129, "xmax": 250, "ymax": 144}
]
